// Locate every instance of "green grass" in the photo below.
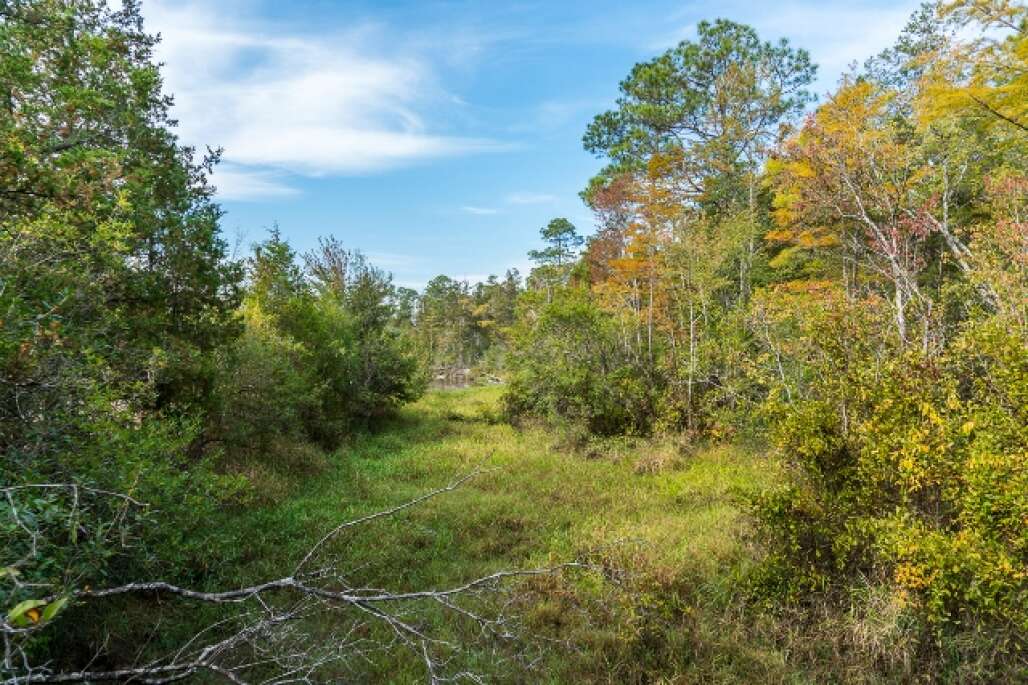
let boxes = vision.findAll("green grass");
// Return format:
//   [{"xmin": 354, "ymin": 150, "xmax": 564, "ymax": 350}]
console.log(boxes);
[{"xmin": 193, "ymin": 387, "xmax": 810, "ymax": 682}]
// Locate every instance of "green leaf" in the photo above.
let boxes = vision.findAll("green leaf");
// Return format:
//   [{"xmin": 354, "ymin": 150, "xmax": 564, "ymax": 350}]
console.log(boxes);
[
  {"xmin": 8, "ymin": 599, "xmax": 46, "ymax": 627},
  {"xmin": 42, "ymin": 597, "xmax": 68, "ymax": 623}
]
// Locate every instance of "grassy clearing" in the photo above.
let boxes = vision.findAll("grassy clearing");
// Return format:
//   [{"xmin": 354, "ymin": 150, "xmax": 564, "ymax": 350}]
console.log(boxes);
[{"xmin": 192, "ymin": 387, "xmax": 809, "ymax": 682}]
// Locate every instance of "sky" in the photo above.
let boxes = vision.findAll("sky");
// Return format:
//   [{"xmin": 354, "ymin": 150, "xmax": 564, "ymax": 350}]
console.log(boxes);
[{"xmin": 144, "ymin": 0, "xmax": 923, "ymax": 289}]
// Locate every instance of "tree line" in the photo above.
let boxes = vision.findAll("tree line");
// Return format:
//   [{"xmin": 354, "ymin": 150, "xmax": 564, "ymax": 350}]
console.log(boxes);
[
  {"xmin": 503, "ymin": 3, "xmax": 1026, "ymax": 677},
  {"xmin": 0, "ymin": 0, "xmax": 462, "ymax": 676}
]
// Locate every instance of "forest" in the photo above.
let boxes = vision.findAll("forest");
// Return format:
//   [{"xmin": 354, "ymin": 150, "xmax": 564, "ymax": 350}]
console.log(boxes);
[{"xmin": 1, "ymin": 0, "xmax": 1026, "ymax": 682}]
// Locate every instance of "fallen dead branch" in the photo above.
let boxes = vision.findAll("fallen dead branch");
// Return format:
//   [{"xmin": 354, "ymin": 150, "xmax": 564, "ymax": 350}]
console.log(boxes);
[{"xmin": 2, "ymin": 470, "xmax": 587, "ymax": 684}]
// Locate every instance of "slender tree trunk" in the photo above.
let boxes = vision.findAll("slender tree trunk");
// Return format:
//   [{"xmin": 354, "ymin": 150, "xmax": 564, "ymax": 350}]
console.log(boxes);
[
  {"xmin": 739, "ymin": 174, "xmax": 757, "ymax": 302},
  {"xmin": 688, "ymin": 299, "xmax": 696, "ymax": 430},
  {"xmin": 647, "ymin": 269, "xmax": 654, "ymax": 366},
  {"xmin": 894, "ymin": 284, "xmax": 907, "ymax": 344}
]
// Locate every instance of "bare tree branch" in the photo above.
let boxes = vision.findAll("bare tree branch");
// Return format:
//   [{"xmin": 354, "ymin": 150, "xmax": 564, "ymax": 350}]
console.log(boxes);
[{"xmin": 3, "ymin": 470, "xmax": 587, "ymax": 685}]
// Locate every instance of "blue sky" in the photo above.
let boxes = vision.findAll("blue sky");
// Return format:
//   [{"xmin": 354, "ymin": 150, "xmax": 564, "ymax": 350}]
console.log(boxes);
[{"xmin": 145, "ymin": 0, "xmax": 922, "ymax": 289}]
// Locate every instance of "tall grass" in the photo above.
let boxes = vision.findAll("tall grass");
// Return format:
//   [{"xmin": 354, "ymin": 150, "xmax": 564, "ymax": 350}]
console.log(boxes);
[{"xmin": 150, "ymin": 387, "xmax": 959, "ymax": 682}]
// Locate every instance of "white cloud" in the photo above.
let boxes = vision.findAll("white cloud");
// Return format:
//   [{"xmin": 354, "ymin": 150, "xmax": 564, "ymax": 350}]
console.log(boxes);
[
  {"xmin": 209, "ymin": 165, "xmax": 299, "ymax": 201},
  {"xmin": 460, "ymin": 205, "xmax": 500, "ymax": 215},
  {"xmin": 454, "ymin": 273, "xmax": 493, "ymax": 284},
  {"xmin": 750, "ymin": 2, "xmax": 919, "ymax": 93},
  {"xmin": 506, "ymin": 192, "xmax": 557, "ymax": 205},
  {"xmin": 144, "ymin": 1, "xmax": 500, "ymax": 200},
  {"xmin": 392, "ymin": 279, "xmax": 429, "ymax": 291}
]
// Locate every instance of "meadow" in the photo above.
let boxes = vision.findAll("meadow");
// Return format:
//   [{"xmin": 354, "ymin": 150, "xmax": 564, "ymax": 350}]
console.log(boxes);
[{"xmin": 195, "ymin": 386, "xmax": 804, "ymax": 683}]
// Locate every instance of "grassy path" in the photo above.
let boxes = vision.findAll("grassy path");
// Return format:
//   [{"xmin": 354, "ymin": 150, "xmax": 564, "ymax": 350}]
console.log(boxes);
[{"xmin": 212, "ymin": 387, "xmax": 798, "ymax": 682}]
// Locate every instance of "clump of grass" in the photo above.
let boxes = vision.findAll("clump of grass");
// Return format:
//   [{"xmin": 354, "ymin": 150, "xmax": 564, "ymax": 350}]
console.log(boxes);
[
  {"xmin": 632, "ymin": 441, "xmax": 686, "ymax": 474},
  {"xmin": 221, "ymin": 438, "xmax": 330, "ymax": 503}
]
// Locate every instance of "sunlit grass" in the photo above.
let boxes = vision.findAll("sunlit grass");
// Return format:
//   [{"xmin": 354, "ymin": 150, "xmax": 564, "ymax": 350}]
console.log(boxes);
[{"xmin": 200, "ymin": 387, "xmax": 800, "ymax": 682}]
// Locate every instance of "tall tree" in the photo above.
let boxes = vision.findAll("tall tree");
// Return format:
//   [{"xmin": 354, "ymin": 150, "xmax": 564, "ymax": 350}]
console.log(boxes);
[
  {"xmin": 0, "ymin": 0, "xmax": 241, "ymax": 409},
  {"xmin": 528, "ymin": 217, "xmax": 584, "ymax": 298},
  {"xmin": 528, "ymin": 217, "xmax": 584, "ymax": 267},
  {"xmin": 767, "ymin": 80, "xmax": 934, "ymax": 344},
  {"xmin": 583, "ymin": 19, "xmax": 816, "ymax": 213},
  {"xmin": 1, "ymin": 0, "xmax": 243, "ymax": 665}
]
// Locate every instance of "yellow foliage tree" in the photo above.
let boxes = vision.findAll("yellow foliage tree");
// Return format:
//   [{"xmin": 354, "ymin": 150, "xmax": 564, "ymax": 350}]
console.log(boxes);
[{"xmin": 919, "ymin": 0, "xmax": 1028, "ymax": 133}]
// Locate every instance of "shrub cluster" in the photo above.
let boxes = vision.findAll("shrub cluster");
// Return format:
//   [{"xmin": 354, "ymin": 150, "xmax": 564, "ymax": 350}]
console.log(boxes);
[
  {"xmin": 503, "ymin": 288, "xmax": 660, "ymax": 435},
  {"xmin": 211, "ymin": 232, "xmax": 426, "ymax": 459},
  {"xmin": 752, "ymin": 306, "xmax": 1027, "ymax": 668}
]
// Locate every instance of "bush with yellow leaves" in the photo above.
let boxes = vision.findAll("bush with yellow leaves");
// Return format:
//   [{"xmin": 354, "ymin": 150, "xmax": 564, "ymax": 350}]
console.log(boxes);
[{"xmin": 751, "ymin": 309, "xmax": 1027, "ymax": 673}]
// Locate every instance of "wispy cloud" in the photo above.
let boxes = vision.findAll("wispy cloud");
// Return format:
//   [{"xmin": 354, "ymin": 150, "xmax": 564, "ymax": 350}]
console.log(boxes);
[
  {"xmin": 145, "ymin": 1, "xmax": 503, "ymax": 200},
  {"xmin": 506, "ymin": 192, "xmax": 557, "ymax": 205},
  {"xmin": 209, "ymin": 164, "xmax": 299, "ymax": 201},
  {"xmin": 460, "ymin": 205, "xmax": 501, "ymax": 215},
  {"xmin": 750, "ymin": 2, "xmax": 918, "ymax": 93}
]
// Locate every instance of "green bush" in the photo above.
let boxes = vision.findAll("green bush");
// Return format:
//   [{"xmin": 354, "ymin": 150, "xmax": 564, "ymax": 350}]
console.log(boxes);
[
  {"xmin": 503, "ymin": 288, "xmax": 660, "ymax": 435},
  {"xmin": 297, "ymin": 293, "xmax": 425, "ymax": 442},
  {"xmin": 212, "ymin": 231, "xmax": 426, "ymax": 454},
  {"xmin": 0, "ymin": 0, "xmax": 245, "ymax": 665},
  {"xmin": 212, "ymin": 323, "xmax": 319, "ymax": 455}
]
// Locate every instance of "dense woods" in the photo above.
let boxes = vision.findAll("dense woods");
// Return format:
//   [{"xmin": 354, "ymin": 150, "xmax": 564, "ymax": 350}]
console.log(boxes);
[{"xmin": 2, "ymin": 0, "xmax": 1026, "ymax": 683}]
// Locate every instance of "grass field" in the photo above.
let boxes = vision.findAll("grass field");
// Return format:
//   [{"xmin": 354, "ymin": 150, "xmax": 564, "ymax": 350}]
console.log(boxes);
[{"xmin": 193, "ymin": 386, "xmax": 815, "ymax": 683}]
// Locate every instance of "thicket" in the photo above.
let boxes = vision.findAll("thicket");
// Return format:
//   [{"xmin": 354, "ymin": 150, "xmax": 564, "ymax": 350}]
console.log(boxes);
[
  {"xmin": 214, "ymin": 232, "xmax": 425, "ymax": 456},
  {"xmin": 504, "ymin": 3, "xmax": 1028, "ymax": 677},
  {"xmin": 1, "ymin": 0, "xmax": 425, "ymax": 673}
]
